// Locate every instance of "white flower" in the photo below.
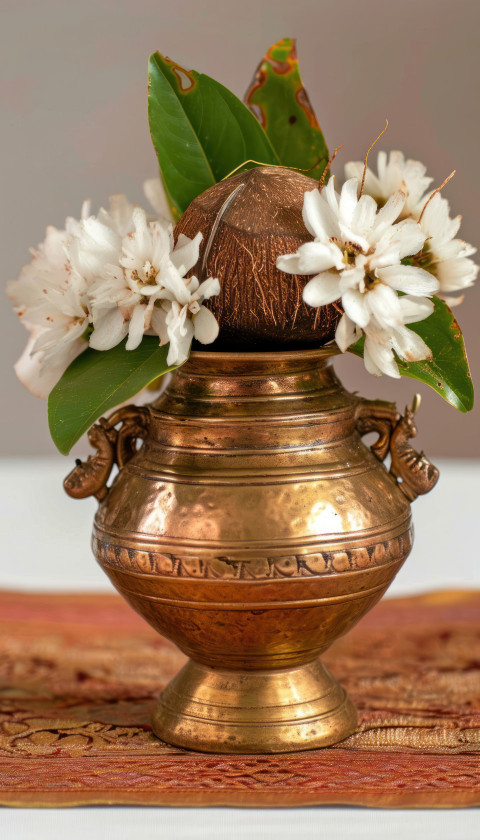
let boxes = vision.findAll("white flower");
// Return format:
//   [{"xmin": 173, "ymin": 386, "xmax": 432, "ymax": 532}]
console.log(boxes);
[
  {"xmin": 345, "ymin": 150, "xmax": 433, "ymax": 218},
  {"xmin": 7, "ymin": 217, "xmax": 91, "ymax": 398},
  {"xmin": 9, "ymin": 189, "xmax": 215, "ymax": 399},
  {"xmin": 151, "ymin": 274, "xmax": 220, "ymax": 366},
  {"xmin": 88, "ymin": 209, "xmax": 220, "ymax": 366},
  {"xmin": 69, "ymin": 212, "xmax": 124, "ymax": 287},
  {"xmin": 8, "ymin": 194, "xmax": 140, "ymax": 398},
  {"xmin": 418, "ymin": 192, "xmax": 478, "ymax": 298},
  {"xmin": 363, "ymin": 297, "xmax": 434, "ymax": 378},
  {"xmin": 346, "ymin": 151, "xmax": 478, "ymax": 301},
  {"xmin": 276, "ymin": 177, "xmax": 438, "ymax": 376}
]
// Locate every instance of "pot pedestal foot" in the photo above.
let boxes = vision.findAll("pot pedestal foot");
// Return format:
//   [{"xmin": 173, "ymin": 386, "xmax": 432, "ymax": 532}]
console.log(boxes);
[{"xmin": 152, "ymin": 658, "xmax": 358, "ymax": 754}]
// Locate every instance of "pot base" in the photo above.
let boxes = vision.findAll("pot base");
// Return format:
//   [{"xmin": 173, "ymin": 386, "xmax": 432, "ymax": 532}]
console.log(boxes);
[{"xmin": 152, "ymin": 658, "xmax": 358, "ymax": 753}]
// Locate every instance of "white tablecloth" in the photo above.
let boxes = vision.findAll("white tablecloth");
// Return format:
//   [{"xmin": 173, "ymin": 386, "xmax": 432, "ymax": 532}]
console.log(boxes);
[{"xmin": 1, "ymin": 457, "xmax": 479, "ymax": 838}]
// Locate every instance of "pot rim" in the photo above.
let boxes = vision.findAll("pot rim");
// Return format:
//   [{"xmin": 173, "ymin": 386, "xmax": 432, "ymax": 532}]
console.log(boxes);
[{"xmin": 189, "ymin": 344, "xmax": 340, "ymax": 363}]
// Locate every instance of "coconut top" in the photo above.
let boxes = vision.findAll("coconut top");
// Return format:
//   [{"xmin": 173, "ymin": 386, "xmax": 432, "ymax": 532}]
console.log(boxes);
[{"xmin": 175, "ymin": 166, "xmax": 340, "ymax": 350}]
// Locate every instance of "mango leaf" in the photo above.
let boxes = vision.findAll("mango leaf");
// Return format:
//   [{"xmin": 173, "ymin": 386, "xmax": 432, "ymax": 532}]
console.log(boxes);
[
  {"xmin": 348, "ymin": 297, "xmax": 474, "ymax": 412},
  {"xmin": 48, "ymin": 339, "xmax": 179, "ymax": 455},
  {"xmin": 148, "ymin": 52, "xmax": 279, "ymax": 220},
  {"xmin": 244, "ymin": 37, "xmax": 329, "ymax": 180}
]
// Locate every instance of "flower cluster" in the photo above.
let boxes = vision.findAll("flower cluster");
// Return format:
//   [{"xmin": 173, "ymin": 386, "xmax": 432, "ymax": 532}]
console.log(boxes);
[
  {"xmin": 346, "ymin": 151, "xmax": 478, "ymax": 303},
  {"xmin": 8, "ymin": 183, "xmax": 219, "ymax": 397},
  {"xmin": 8, "ymin": 150, "xmax": 478, "ymax": 397},
  {"xmin": 277, "ymin": 151, "xmax": 478, "ymax": 377}
]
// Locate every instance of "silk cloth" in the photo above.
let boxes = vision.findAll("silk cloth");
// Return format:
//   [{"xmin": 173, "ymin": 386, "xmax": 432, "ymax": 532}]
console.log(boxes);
[{"xmin": 1, "ymin": 590, "xmax": 479, "ymax": 807}]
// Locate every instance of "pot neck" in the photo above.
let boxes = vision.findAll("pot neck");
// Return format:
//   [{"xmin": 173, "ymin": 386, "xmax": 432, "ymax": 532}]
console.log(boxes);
[
  {"xmin": 151, "ymin": 347, "xmax": 353, "ymax": 419},
  {"xmin": 180, "ymin": 347, "xmax": 340, "ymax": 378}
]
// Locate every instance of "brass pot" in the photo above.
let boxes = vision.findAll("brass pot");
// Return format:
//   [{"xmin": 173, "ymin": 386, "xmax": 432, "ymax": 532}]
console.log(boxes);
[{"xmin": 65, "ymin": 348, "xmax": 438, "ymax": 753}]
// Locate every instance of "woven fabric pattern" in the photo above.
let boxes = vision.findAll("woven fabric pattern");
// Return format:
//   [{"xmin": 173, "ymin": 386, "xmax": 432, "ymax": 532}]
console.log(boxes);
[{"xmin": 1, "ymin": 590, "xmax": 479, "ymax": 807}]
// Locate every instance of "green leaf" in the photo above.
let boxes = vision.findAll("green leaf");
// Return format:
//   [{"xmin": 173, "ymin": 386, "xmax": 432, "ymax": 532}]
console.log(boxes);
[
  {"xmin": 48, "ymin": 339, "xmax": 179, "ymax": 455},
  {"xmin": 148, "ymin": 53, "xmax": 279, "ymax": 220},
  {"xmin": 244, "ymin": 38, "xmax": 329, "ymax": 180},
  {"xmin": 348, "ymin": 297, "xmax": 474, "ymax": 412}
]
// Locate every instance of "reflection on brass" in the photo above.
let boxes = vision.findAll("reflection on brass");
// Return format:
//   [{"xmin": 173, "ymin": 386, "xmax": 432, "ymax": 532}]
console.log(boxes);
[
  {"xmin": 355, "ymin": 394, "xmax": 439, "ymax": 502},
  {"xmin": 64, "ymin": 406, "xmax": 149, "ymax": 501},
  {"xmin": 65, "ymin": 349, "xmax": 439, "ymax": 754},
  {"xmin": 153, "ymin": 659, "xmax": 356, "ymax": 754},
  {"xmin": 390, "ymin": 396, "xmax": 440, "ymax": 501},
  {"xmin": 64, "ymin": 419, "xmax": 117, "ymax": 501}
]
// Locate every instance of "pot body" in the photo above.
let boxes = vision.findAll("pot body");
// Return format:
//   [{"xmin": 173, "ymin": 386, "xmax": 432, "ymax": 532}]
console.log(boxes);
[{"xmin": 75, "ymin": 349, "xmax": 437, "ymax": 753}]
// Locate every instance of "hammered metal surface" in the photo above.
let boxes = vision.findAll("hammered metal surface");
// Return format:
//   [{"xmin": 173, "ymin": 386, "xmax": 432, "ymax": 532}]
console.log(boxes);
[{"xmin": 90, "ymin": 349, "xmax": 416, "ymax": 752}]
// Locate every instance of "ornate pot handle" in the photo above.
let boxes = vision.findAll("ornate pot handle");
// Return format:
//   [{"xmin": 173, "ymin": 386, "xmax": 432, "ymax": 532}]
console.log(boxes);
[
  {"xmin": 63, "ymin": 405, "xmax": 150, "ymax": 501},
  {"xmin": 355, "ymin": 394, "xmax": 439, "ymax": 502}
]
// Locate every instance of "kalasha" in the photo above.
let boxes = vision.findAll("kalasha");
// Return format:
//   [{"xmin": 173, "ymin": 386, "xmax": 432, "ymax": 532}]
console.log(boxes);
[{"xmin": 174, "ymin": 165, "xmax": 340, "ymax": 350}]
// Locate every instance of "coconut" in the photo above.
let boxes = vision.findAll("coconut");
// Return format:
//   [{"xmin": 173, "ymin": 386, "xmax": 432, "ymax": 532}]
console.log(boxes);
[{"xmin": 174, "ymin": 165, "xmax": 340, "ymax": 350}]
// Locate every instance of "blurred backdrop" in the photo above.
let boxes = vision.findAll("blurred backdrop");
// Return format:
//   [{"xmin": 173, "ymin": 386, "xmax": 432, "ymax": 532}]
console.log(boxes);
[{"xmin": 1, "ymin": 0, "xmax": 479, "ymax": 457}]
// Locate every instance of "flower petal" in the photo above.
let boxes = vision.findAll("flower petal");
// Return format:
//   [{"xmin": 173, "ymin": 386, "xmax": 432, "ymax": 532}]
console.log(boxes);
[
  {"xmin": 323, "ymin": 176, "xmax": 340, "ymax": 213},
  {"xmin": 126, "ymin": 304, "xmax": 146, "ymax": 350},
  {"xmin": 377, "ymin": 264, "xmax": 439, "ymax": 295},
  {"xmin": 335, "ymin": 313, "xmax": 359, "ymax": 352},
  {"xmin": 364, "ymin": 333, "xmax": 400, "ymax": 378},
  {"xmin": 302, "ymin": 189, "xmax": 339, "ymax": 242},
  {"xmin": 166, "ymin": 313, "xmax": 194, "ymax": 366},
  {"xmin": 398, "ymin": 295, "xmax": 434, "ymax": 324},
  {"xmin": 435, "ymin": 238, "xmax": 476, "ymax": 261},
  {"xmin": 351, "ymin": 194, "xmax": 377, "ymax": 235},
  {"xmin": 276, "ymin": 253, "xmax": 304, "ymax": 275},
  {"xmin": 195, "ymin": 276, "xmax": 221, "ymax": 301},
  {"xmin": 365, "ymin": 283, "xmax": 402, "ymax": 328},
  {"xmin": 394, "ymin": 220, "xmax": 426, "ymax": 259},
  {"xmin": 363, "ymin": 342, "xmax": 382, "ymax": 376},
  {"xmin": 105, "ymin": 193, "xmax": 136, "ymax": 236},
  {"xmin": 159, "ymin": 266, "xmax": 192, "ymax": 306},
  {"xmin": 436, "ymin": 257, "xmax": 478, "ymax": 292},
  {"xmin": 90, "ymin": 307, "xmax": 128, "ymax": 351},
  {"xmin": 14, "ymin": 330, "xmax": 85, "ymax": 399},
  {"xmin": 439, "ymin": 293, "xmax": 465, "ymax": 307},
  {"xmin": 130, "ymin": 208, "xmax": 151, "ymax": 262},
  {"xmin": 297, "ymin": 241, "xmax": 341, "ymax": 274},
  {"xmin": 344, "ymin": 161, "xmax": 363, "ymax": 182},
  {"xmin": 419, "ymin": 193, "xmax": 461, "ymax": 247},
  {"xmin": 171, "ymin": 232, "xmax": 202, "ymax": 275},
  {"xmin": 392, "ymin": 326, "xmax": 432, "ymax": 362},
  {"xmin": 342, "ymin": 288, "xmax": 370, "ymax": 328},
  {"xmin": 339, "ymin": 178, "xmax": 359, "ymax": 226},
  {"xmin": 151, "ymin": 306, "xmax": 169, "ymax": 345},
  {"xmin": 193, "ymin": 305, "xmax": 219, "ymax": 345},
  {"xmin": 303, "ymin": 273, "xmax": 341, "ymax": 307},
  {"xmin": 370, "ymin": 190, "xmax": 406, "ymax": 241}
]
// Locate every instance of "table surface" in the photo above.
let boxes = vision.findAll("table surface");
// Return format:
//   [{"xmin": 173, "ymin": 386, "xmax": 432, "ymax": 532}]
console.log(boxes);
[{"xmin": 1, "ymin": 457, "xmax": 479, "ymax": 838}]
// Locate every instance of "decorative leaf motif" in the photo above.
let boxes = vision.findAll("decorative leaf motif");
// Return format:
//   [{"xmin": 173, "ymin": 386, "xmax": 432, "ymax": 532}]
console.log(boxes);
[
  {"xmin": 48, "ymin": 339, "xmax": 179, "ymax": 455},
  {"xmin": 244, "ymin": 38, "xmax": 329, "ymax": 180},
  {"xmin": 148, "ymin": 53, "xmax": 279, "ymax": 220},
  {"xmin": 348, "ymin": 297, "xmax": 474, "ymax": 413}
]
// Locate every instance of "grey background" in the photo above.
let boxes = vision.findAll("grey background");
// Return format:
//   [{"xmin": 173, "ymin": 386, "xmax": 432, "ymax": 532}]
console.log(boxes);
[{"xmin": 2, "ymin": 0, "xmax": 479, "ymax": 457}]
